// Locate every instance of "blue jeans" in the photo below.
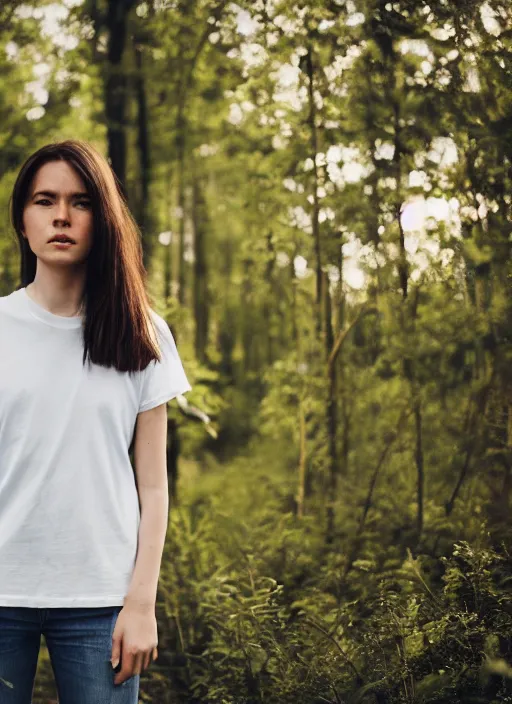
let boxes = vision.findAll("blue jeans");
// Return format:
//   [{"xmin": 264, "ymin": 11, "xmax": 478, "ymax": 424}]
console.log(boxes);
[{"xmin": 0, "ymin": 606, "xmax": 140, "ymax": 703}]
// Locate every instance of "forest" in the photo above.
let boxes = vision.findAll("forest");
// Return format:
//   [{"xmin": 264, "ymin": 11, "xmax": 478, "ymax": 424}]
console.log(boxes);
[{"xmin": 0, "ymin": 0, "xmax": 511, "ymax": 702}]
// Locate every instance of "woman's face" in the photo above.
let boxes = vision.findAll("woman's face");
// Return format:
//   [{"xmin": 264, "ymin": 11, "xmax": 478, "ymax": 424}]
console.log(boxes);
[{"xmin": 22, "ymin": 160, "xmax": 94, "ymax": 267}]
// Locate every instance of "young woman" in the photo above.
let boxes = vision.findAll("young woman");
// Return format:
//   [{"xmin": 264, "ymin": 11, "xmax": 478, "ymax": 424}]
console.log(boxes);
[{"xmin": 0, "ymin": 140, "xmax": 192, "ymax": 703}]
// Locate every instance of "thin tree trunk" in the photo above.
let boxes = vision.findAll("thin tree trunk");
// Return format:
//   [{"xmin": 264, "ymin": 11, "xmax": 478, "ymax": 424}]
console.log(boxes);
[
  {"xmin": 134, "ymin": 40, "xmax": 152, "ymax": 271},
  {"xmin": 296, "ymin": 398, "xmax": 307, "ymax": 519},
  {"xmin": 241, "ymin": 256, "xmax": 255, "ymax": 376},
  {"xmin": 445, "ymin": 370, "xmax": 494, "ymax": 515},
  {"xmin": 414, "ymin": 399, "xmax": 424, "ymax": 539},
  {"xmin": 173, "ymin": 1, "xmax": 229, "ymax": 306},
  {"xmin": 290, "ymin": 242, "xmax": 299, "ymax": 345},
  {"xmin": 163, "ymin": 163, "xmax": 173, "ymax": 303},
  {"xmin": 263, "ymin": 232, "xmax": 275, "ymax": 365},
  {"xmin": 305, "ymin": 41, "xmax": 322, "ymax": 334},
  {"xmin": 337, "ymin": 234, "xmax": 350, "ymax": 527},
  {"xmin": 324, "ymin": 301, "xmax": 377, "ymax": 543},
  {"xmin": 191, "ymin": 165, "xmax": 209, "ymax": 364},
  {"xmin": 88, "ymin": 0, "xmax": 101, "ymax": 62},
  {"xmin": 387, "ymin": 41, "xmax": 425, "ymax": 542},
  {"xmin": 167, "ymin": 418, "xmax": 180, "ymax": 507},
  {"xmin": 328, "ymin": 304, "xmax": 375, "ymax": 369},
  {"xmin": 291, "ymin": 236, "xmax": 309, "ymax": 518},
  {"xmin": 325, "ymin": 270, "xmax": 338, "ymax": 544},
  {"xmin": 467, "ymin": 152, "xmax": 491, "ymax": 379},
  {"xmin": 341, "ymin": 404, "xmax": 412, "ymax": 582},
  {"xmin": 217, "ymin": 238, "xmax": 236, "ymax": 381},
  {"xmin": 105, "ymin": 0, "xmax": 136, "ymax": 189},
  {"xmin": 388, "ymin": 39, "xmax": 408, "ymax": 301},
  {"xmin": 176, "ymin": 100, "xmax": 186, "ymax": 307}
]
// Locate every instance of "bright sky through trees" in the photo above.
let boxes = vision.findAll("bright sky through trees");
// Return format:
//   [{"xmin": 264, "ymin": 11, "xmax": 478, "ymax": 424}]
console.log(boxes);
[{"xmin": 7, "ymin": 1, "xmax": 502, "ymax": 293}]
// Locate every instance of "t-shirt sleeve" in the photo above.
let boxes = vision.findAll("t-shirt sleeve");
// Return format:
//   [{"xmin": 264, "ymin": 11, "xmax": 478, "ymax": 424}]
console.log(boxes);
[{"xmin": 138, "ymin": 314, "xmax": 192, "ymax": 413}]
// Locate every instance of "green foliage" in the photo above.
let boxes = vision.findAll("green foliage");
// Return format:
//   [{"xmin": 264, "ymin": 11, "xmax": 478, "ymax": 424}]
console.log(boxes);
[{"xmin": 148, "ymin": 452, "xmax": 512, "ymax": 702}]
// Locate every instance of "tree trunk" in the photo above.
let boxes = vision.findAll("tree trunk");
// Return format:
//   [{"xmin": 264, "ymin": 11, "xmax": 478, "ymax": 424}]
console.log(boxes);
[
  {"xmin": 163, "ymin": 163, "xmax": 173, "ymax": 304},
  {"xmin": 105, "ymin": 0, "xmax": 136, "ymax": 190},
  {"xmin": 324, "ymin": 270, "xmax": 338, "ymax": 544},
  {"xmin": 393, "ymin": 119, "xmax": 408, "ymax": 299},
  {"xmin": 167, "ymin": 418, "xmax": 180, "ymax": 508},
  {"xmin": 173, "ymin": 0, "xmax": 229, "ymax": 305},
  {"xmin": 217, "ymin": 238, "xmax": 236, "ymax": 381},
  {"xmin": 87, "ymin": 0, "xmax": 101, "ymax": 62},
  {"xmin": 296, "ymin": 398, "xmax": 307, "ymax": 519},
  {"xmin": 292, "ymin": 239, "xmax": 308, "ymax": 518},
  {"xmin": 414, "ymin": 399, "xmax": 424, "ymax": 540},
  {"xmin": 191, "ymin": 165, "xmax": 209, "ymax": 364},
  {"xmin": 263, "ymin": 232, "xmax": 276, "ymax": 365},
  {"xmin": 445, "ymin": 372, "xmax": 494, "ymax": 516},
  {"xmin": 176, "ymin": 101, "xmax": 187, "ymax": 306},
  {"xmin": 342, "ymin": 412, "xmax": 409, "ymax": 582},
  {"xmin": 305, "ymin": 41, "xmax": 322, "ymax": 334},
  {"xmin": 337, "ymin": 232, "xmax": 345, "ymax": 331},
  {"xmin": 134, "ymin": 40, "xmax": 152, "ymax": 272}
]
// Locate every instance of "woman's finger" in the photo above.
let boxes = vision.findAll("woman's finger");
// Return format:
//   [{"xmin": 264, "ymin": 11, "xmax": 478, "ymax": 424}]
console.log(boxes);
[
  {"xmin": 133, "ymin": 652, "xmax": 144, "ymax": 676},
  {"xmin": 142, "ymin": 650, "xmax": 151, "ymax": 671},
  {"xmin": 114, "ymin": 652, "xmax": 134, "ymax": 686}
]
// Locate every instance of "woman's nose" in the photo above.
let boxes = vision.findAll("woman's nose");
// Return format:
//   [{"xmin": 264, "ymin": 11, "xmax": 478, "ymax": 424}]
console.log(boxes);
[{"xmin": 54, "ymin": 200, "xmax": 71, "ymax": 222}]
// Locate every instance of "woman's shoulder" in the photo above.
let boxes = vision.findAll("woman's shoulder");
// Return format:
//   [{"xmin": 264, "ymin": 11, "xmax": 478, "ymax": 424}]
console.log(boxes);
[{"xmin": 0, "ymin": 288, "xmax": 24, "ymax": 316}]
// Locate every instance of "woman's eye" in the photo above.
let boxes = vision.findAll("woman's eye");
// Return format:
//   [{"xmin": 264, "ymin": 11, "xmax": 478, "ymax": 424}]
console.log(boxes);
[{"xmin": 34, "ymin": 199, "xmax": 90, "ymax": 208}]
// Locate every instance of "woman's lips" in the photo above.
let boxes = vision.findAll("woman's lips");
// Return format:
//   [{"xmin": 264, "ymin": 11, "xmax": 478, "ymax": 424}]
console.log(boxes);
[{"xmin": 48, "ymin": 235, "xmax": 75, "ymax": 244}]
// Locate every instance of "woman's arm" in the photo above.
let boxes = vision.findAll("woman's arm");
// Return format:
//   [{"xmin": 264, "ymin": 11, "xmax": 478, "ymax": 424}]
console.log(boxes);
[
  {"xmin": 111, "ymin": 402, "xmax": 169, "ymax": 685},
  {"xmin": 126, "ymin": 402, "xmax": 169, "ymax": 607}
]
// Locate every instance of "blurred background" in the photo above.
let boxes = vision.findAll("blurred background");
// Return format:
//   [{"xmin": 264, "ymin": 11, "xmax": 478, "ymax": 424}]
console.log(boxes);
[{"xmin": 1, "ymin": 1, "xmax": 512, "ymax": 702}]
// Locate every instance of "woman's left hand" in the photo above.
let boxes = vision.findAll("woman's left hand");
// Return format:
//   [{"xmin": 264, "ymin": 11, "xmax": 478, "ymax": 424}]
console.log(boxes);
[{"xmin": 111, "ymin": 603, "xmax": 159, "ymax": 685}]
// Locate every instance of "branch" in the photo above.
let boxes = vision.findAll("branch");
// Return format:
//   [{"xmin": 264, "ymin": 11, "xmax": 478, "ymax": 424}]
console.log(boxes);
[
  {"xmin": 445, "ymin": 369, "xmax": 495, "ymax": 515},
  {"xmin": 328, "ymin": 304, "xmax": 377, "ymax": 371},
  {"xmin": 341, "ymin": 403, "xmax": 414, "ymax": 581},
  {"xmin": 303, "ymin": 617, "xmax": 362, "ymax": 685}
]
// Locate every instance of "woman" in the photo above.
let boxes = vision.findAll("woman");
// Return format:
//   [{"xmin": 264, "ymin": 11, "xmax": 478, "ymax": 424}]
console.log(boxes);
[{"xmin": 0, "ymin": 140, "xmax": 192, "ymax": 703}]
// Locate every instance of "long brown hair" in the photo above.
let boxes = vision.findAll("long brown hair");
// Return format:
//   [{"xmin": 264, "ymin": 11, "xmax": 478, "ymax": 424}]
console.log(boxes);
[{"xmin": 9, "ymin": 140, "xmax": 161, "ymax": 373}]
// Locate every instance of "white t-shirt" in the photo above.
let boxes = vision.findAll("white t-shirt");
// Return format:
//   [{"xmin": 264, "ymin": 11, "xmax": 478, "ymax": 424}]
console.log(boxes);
[{"xmin": 0, "ymin": 287, "xmax": 191, "ymax": 607}]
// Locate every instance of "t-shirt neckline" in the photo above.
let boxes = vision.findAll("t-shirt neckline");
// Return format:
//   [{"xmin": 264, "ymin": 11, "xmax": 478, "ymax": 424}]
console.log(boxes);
[{"xmin": 21, "ymin": 287, "xmax": 83, "ymax": 329}]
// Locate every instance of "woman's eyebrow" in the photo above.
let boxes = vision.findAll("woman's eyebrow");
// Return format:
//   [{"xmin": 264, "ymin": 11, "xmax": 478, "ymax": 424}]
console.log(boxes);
[{"xmin": 32, "ymin": 190, "xmax": 90, "ymax": 199}]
